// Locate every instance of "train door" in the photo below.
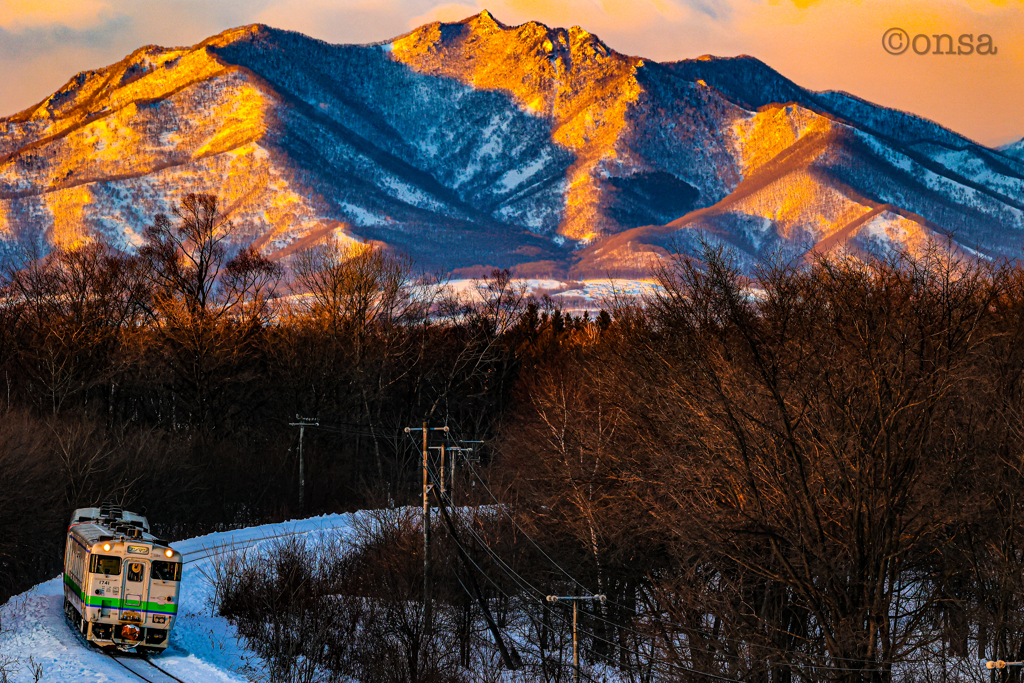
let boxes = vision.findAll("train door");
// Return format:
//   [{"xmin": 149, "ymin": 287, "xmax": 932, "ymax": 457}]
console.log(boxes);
[{"xmin": 119, "ymin": 559, "xmax": 149, "ymax": 624}]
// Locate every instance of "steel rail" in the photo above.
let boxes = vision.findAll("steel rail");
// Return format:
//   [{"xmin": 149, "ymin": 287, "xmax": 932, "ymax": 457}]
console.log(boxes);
[{"xmin": 105, "ymin": 653, "xmax": 187, "ymax": 683}]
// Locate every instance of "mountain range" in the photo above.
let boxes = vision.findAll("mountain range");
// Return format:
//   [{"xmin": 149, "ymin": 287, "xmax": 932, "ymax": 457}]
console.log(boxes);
[{"xmin": 1, "ymin": 11, "xmax": 1022, "ymax": 277}]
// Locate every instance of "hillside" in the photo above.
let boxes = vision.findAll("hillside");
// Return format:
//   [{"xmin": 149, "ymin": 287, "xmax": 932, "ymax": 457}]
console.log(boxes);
[{"xmin": 1, "ymin": 13, "xmax": 1022, "ymax": 276}]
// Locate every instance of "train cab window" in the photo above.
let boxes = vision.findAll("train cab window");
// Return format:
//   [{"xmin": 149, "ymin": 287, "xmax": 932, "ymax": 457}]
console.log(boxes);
[
  {"xmin": 90, "ymin": 555, "xmax": 121, "ymax": 575},
  {"xmin": 151, "ymin": 561, "xmax": 182, "ymax": 582},
  {"xmin": 126, "ymin": 561, "xmax": 145, "ymax": 582}
]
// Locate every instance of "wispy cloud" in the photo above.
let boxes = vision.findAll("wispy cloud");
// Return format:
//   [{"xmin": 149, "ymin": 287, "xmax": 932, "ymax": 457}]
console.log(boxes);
[
  {"xmin": 0, "ymin": 0, "xmax": 1020, "ymax": 146},
  {"xmin": 0, "ymin": 0, "xmax": 112, "ymax": 32}
]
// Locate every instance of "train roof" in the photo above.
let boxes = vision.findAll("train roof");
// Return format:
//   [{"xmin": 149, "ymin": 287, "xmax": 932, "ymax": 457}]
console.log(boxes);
[
  {"xmin": 70, "ymin": 523, "xmax": 169, "ymax": 548},
  {"xmin": 71, "ymin": 505, "xmax": 150, "ymax": 532},
  {"xmin": 69, "ymin": 504, "xmax": 169, "ymax": 548}
]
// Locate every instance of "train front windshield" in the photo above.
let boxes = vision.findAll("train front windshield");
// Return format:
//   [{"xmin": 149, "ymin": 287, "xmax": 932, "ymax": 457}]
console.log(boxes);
[
  {"xmin": 90, "ymin": 555, "xmax": 121, "ymax": 575},
  {"xmin": 151, "ymin": 560, "xmax": 181, "ymax": 581}
]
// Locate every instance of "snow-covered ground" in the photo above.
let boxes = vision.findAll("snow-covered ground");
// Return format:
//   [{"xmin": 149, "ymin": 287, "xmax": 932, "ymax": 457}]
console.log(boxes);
[
  {"xmin": 0, "ymin": 513, "xmax": 361, "ymax": 682},
  {"xmin": 550, "ymin": 279, "xmax": 661, "ymax": 302},
  {"xmin": 443, "ymin": 277, "xmax": 660, "ymax": 304}
]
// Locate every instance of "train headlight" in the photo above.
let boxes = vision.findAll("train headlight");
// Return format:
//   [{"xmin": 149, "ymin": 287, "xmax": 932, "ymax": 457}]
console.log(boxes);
[
  {"xmin": 102, "ymin": 543, "xmax": 111, "ymax": 552},
  {"xmin": 164, "ymin": 549, "xmax": 173, "ymax": 558}
]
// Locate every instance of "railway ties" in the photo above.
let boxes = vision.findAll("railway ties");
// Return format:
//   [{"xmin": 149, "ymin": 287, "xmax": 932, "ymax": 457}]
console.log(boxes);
[{"xmin": 105, "ymin": 653, "xmax": 187, "ymax": 683}]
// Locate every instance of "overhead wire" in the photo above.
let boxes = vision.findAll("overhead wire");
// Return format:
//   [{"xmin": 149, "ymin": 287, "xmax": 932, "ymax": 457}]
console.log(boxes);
[
  {"xmin": 409, "ymin": 431, "xmax": 678, "ymax": 679},
  {"xmin": 440, "ymin": 512, "xmax": 608, "ymax": 683},
  {"xmin": 426, "ymin": 457, "xmax": 893, "ymax": 678},
  {"xmin": 432, "ymin": 427, "xmax": 896, "ymax": 673},
  {"xmin": 423, "ymin": 457, "xmax": 791, "ymax": 682}
]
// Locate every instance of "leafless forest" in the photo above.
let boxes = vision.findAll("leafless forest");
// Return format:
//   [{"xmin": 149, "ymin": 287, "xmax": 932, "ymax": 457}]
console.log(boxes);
[{"xmin": 2, "ymin": 194, "xmax": 1024, "ymax": 681}]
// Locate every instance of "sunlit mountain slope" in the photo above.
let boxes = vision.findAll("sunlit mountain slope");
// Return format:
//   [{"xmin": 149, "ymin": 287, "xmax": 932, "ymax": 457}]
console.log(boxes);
[{"xmin": 0, "ymin": 13, "xmax": 1021, "ymax": 275}]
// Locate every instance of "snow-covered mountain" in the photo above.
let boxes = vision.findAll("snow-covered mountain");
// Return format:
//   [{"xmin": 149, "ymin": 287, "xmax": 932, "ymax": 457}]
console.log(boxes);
[
  {"xmin": 1002, "ymin": 139, "xmax": 1024, "ymax": 161},
  {"xmin": 1, "ymin": 12, "xmax": 1022, "ymax": 276}
]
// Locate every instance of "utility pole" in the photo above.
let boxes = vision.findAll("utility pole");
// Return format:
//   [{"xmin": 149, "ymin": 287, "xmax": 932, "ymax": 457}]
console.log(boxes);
[
  {"xmin": 404, "ymin": 423, "xmax": 448, "ymax": 636},
  {"xmin": 289, "ymin": 416, "xmax": 318, "ymax": 510},
  {"xmin": 447, "ymin": 441, "xmax": 481, "ymax": 504},
  {"xmin": 431, "ymin": 443, "xmax": 478, "ymax": 500},
  {"xmin": 428, "ymin": 445, "xmax": 449, "ymax": 496},
  {"xmin": 546, "ymin": 594, "xmax": 607, "ymax": 683}
]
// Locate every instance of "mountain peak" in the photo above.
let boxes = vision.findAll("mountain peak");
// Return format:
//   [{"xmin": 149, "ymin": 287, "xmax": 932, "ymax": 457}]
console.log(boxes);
[
  {"xmin": 395, "ymin": 11, "xmax": 619, "ymax": 64},
  {"xmin": 216, "ymin": 23, "xmax": 272, "ymax": 40},
  {"xmin": 463, "ymin": 9, "xmax": 504, "ymax": 30}
]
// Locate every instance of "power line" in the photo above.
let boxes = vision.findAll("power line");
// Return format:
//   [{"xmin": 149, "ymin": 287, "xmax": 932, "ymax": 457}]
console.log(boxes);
[
  {"xmin": 435, "ymin": 441, "xmax": 896, "ymax": 673},
  {"xmin": 426, "ymin": 426, "xmax": 910, "ymax": 675},
  {"xmin": 424, "ymin": 460, "xmax": 754, "ymax": 681},
  {"xmin": 432, "ymin": 471, "xmax": 894, "ymax": 678}
]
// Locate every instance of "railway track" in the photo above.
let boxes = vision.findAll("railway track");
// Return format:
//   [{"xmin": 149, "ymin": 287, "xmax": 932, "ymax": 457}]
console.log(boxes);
[
  {"xmin": 179, "ymin": 521, "xmax": 343, "ymax": 565},
  {"xmin": 105, "ymin": 653, "xmax": 187, "ymax": 683},
  {"xmin": 74, "ymin": 520, "xmax": 348, "ymax": 679},
  {"xmin": 99, "ymin": 520, "xmax": 348, "ymax": 681}
]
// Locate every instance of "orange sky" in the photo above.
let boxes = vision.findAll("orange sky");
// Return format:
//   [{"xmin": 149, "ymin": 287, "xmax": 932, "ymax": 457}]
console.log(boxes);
[{"xmin": 1, "ymin": 0, "xmax": 1021, "ymax": 147}]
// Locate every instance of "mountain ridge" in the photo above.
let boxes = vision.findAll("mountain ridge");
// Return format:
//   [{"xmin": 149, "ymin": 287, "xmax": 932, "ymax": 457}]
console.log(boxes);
[{"xmin": 1, "ymin": 13, "xmax": 1022, "ymax": 276}]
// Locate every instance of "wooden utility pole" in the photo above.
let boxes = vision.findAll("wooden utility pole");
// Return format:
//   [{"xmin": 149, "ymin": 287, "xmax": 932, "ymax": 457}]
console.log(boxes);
[
  {"xmin": 404, "ymin": 424, "xmax": 448, "ymax": 636},
  {"xmin": 289, "ymin": 416, "xmax": 318, "ymax": 510},
  {"xmin": 430, "ymin": 444, "xmax": 458, "ymax": 498},
  {"xmin": 443, "ymin": 443, "xmax": 478, "ymax": 504},
  {"xmin": 422, "ymin": 422, "xmax": 429, "ymax": 633},
  {"xmin": 546, "ymin": 594, "xmax": 606, "ymax": 683}
]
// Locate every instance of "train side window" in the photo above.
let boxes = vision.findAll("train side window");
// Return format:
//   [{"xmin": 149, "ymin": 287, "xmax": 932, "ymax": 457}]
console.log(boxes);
[
  {"xmin": 90, "ymin": 555, "xmax": 121, "ymax": 575},
  {"xmin": 151, "ymin": 561, "xmax": 181, "ymax": 582},
  {"xmin": 126, "ymin": 561, "xmax": 145, "ymax": 582}
]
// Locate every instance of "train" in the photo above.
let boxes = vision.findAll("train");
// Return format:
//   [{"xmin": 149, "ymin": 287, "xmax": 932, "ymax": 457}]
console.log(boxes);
[{"xmin": 62, "ymin": 503, "xmax": 182, "ymax": 653}]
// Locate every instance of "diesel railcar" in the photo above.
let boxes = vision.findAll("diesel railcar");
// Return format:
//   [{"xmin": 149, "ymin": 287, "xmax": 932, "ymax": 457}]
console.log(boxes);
[{"xmin": 63, "ymin": 503, "xmax": 182, "ymax": 652}]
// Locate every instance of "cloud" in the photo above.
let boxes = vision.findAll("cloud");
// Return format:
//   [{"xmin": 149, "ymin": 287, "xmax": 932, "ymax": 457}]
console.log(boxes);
[
  {"xmin": 255, "ymin": 0, "xmax": 437, "ymax": 43},
  {"xmin": 0, "ymin": 0, "xmax": 1020, "ymax": 146},
  {"xmin": 408, "ymin": 3, "xmax": 479, "ymax": 24},
  {"xmin": 0, "ymin": 0, "xmax": 112, "ymax": 32}
]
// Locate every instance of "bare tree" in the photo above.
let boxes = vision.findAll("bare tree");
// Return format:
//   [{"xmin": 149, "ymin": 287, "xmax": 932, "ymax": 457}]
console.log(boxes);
[
  {"xmin": 140, "ymin": 193, "xmax": 281, "ymax": 429},
  {"xmin": 8, "ymin": 243, "xmax": 148, "ymax": 414},
  {"xmin": 631, "ymin": 245, "xmax": 999, "ymax": 681}
]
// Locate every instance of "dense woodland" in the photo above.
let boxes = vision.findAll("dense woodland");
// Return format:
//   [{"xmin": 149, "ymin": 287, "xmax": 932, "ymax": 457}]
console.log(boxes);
[{"xmin": 3, "ymin": 194, "xmax": 1024, "ymax": 681}]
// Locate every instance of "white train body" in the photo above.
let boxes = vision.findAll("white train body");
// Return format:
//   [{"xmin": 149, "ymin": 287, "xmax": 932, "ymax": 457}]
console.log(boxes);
[{"xmin": 62, "ymin": 504, "xmax": 181, "ymax": 652}]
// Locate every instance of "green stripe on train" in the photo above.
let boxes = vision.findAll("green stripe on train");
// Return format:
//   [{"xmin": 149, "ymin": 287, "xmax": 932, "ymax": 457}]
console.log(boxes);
[{"xmin": 63, "ymin": 573, "xmax": 178, "ymax": 615}]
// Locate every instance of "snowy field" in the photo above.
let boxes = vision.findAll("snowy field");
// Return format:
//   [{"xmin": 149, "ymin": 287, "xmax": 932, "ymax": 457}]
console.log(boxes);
[
  {"xmin": 444, "ymin": 278, "xmax": 660, "ymax": 302},
  {"xmin": 280, "ymin": 277, "xmax": 660, "ymax": 313},
  {"xmin": 0, "ymin": 513, "xmax": 361, "ymax": 682}
]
